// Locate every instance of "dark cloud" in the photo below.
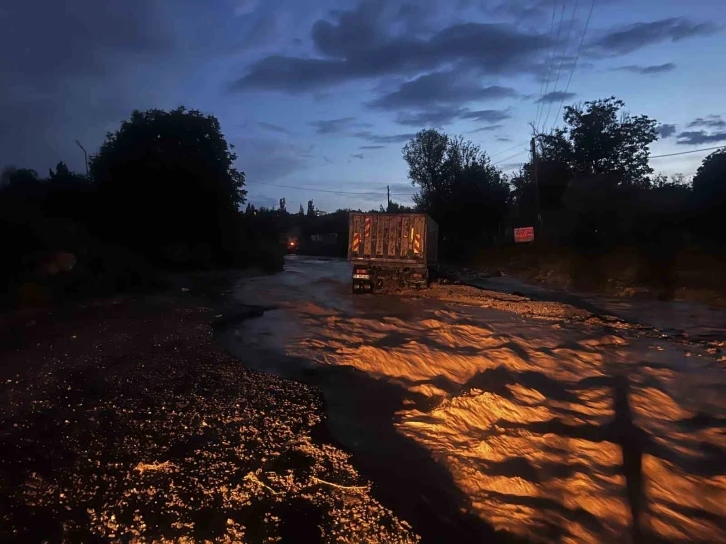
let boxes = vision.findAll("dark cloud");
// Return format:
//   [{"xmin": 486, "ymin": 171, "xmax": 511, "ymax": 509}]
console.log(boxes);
[
  {"xmin": 470, "ymin": 125, "xmax": 504, "ymax": 133},
  {"xmin": 458, "ymin": 109, "xmax": 512, "ymax": 123},
  {"xmin": 496, "ymin": 136, "xmax": 512, "ymax": 142},
  {"xmin": 257, "ymin": 121, "xmax": 293, "ymax": 135},
  {"xmin": 592, "ymin": 18, "xmax": 720, "ymax": 55},
  {"xmin": 368, "ymin": 70, "xmax": 518, "ymax": 109},
  {"xmin": 657, "ymin": 124, "xmax": 677, "ymax": 138},
  {"xmin": 354, "ymin": 131, "xmax": 416, "ymax": 144},
  {"xmin": 323, "ymin": 156, "xmax": 334, "ymax": 164},
  {"xmin": 232, "ymin": 2, "xmax": 551, "ymax": 93},
  {"xmin": 614, "ymin": 63, "xmax": 676, "ymax": 74},
  {"xmin": 309, "ymin": 117, "xmax": 358, "ymax": 134},
  {"xmin": 0, "ymin": 0, "xmax": 167, "ymax": 81},
  {"xmin": 351, "ymin": 153, "xmax": 365, "ymax": 159},
  {"xmin": 536, "ymin": 91, "xmax": 575, "ymax": 104},
  {"xmin": 233, "ymin": 137, "xmax": 310, "ymax": 181},
  {"xmin": 676, "ymin": 131, "xmax": 726, "ymax": 146},
  {"xmin": 487, "ymin": 0, "xmax": 552, "ymax": 22},
  {"xmin": 237, "ymin": 12, "xmax": 283, "ymax": 49},
  {"xmin": 386, "ymin": 105, "xmax": 512, "ymax": 128},
  {"xmin": 395, "ymin": 106, "xmax": 466, "ymax": 127},
  {"xmin": 234, "ymin": 0, "xmax": 260, "ymax": 17},
  {"xmin": 686, "ymin": 115, "xmax": 726, "ymax": 129},
  {"xmin": 360, "ymin": 145, "xmax": 386, "ymax": 150},
  {"xmin": 0, "ymin": 0, "xmax": 172, "ymax": 171}
]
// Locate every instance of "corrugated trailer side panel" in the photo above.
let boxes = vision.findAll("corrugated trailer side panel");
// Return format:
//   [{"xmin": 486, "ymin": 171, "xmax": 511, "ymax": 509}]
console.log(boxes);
[
  {"xmin": 349, "ymin": 213, "xmax": 435, "ymax": 264},
  {"xmin": 400, "ymin": 215, "xmax": 411, "ymax": 255}
]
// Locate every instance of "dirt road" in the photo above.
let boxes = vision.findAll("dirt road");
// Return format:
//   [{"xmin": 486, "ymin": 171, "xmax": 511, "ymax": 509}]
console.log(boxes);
[{"xmin": 223, "ymin": 255, "xmax": 726, "ymax": 544}]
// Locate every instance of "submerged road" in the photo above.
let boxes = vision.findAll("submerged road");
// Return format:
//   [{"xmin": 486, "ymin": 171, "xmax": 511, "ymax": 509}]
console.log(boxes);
[{"xmin": 222, "ymin": 256, "xmax": 726, "ymax": 544}]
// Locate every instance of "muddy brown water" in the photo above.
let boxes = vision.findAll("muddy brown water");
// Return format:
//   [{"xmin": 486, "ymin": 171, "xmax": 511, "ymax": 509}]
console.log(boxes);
[{"xmin": 220, "ymin": 256, "xmax": 726, "ymax": 544}]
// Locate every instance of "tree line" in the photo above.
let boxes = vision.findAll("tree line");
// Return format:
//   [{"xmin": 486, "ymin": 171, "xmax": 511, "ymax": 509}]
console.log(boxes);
[
  {"xmin": 2, "ymin": 96, "xmax": 724, "ymax": 304},
  {"xmin": 401, "ymin": 97, "xmax": 726, "ymax": 268},
  {"xmin": 0, "ymin": 107, "xmax": 281, "ymax": 304}
]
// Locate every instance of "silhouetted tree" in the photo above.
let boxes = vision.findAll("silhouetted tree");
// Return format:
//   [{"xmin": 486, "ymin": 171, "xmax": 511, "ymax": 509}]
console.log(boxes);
[
  {"xmin": 403, "ymin": 129, "xmax": 510, "ymax": 258},
  {"xmin": 386, "ymin": 201, "xmax": 414, "ymax": 213},
  {"xmin": 0, "ymin": 166, "xmax": 39, "ymax": 188},
  {"xmin": 90, "ymin": 106, "xmax": 246, "ymax": 264},
  {"xmin": 279, "ymin": 198, "xmax": 286, "ymax": 213},
  {"xmin": 693, "ymin": 147, "xmax": 726, "ymax": 245},
  {"xmin": 298, "ymin": 204, "xmax": 305, "ymax": 216},
  {"xmin": 307, "ymin": 200, "xmax": 315, "ymax": 217},
  {"xmin": 538, "ymin": 97, "xmax": 658, "ymax": 188}
]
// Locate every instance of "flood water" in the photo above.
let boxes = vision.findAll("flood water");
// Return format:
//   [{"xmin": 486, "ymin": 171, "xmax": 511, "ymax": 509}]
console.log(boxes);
[{"xmin": 222, "ymin": 256, "xmax": 726, "ymax": 543}]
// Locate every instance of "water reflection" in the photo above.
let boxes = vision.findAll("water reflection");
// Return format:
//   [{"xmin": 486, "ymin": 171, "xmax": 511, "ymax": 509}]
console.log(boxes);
[{"xmin": 232, "ymin": 257, "xmax": 726, "ymax": 543}]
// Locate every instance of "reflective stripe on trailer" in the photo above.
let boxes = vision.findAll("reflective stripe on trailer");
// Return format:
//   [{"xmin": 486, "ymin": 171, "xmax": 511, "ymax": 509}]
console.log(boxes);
[
  {"xmin": 413, "ymin": 232, "xmax": 422, "ymax": 254},
  {"xmin": 352, "ymin": 232, "xmax": 360, "ymax": 252}
]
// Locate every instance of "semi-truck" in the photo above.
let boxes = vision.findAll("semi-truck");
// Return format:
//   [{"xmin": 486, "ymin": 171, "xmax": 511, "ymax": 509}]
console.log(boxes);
[{"xmin": 347, "ymin": 212, "xmax": 439, "ymax": 293}]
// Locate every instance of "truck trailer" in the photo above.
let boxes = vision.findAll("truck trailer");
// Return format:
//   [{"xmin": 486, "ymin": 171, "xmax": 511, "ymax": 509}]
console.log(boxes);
[{"xmin": 347, "ymin": 212, "xmax": 439, "ymax": 293}]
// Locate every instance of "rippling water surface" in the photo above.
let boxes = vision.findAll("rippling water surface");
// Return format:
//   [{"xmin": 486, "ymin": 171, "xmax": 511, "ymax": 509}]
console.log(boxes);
[{"xmin": 226, "ymin": 256, "xmax": 726, "ymax": 543}]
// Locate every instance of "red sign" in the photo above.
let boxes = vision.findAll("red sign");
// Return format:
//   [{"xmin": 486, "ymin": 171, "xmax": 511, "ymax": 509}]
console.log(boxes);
[{"xmin": 514, "ymin": 226, "xmax": 535, "ymax": 243}]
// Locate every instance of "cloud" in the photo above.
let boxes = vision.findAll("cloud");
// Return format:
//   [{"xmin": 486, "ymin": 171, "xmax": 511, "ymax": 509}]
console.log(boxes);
[
  {"xmin": 488, "ymin": 0, "xmax": 553, "ymax": 22},
  {"xmin": 470, "ymin": 125, "xmax": 504, "ymax": 133},
  {"xmin": 614, "ymin": 63, "xmax": 676, "ymax": 74},
  {"xmin": 360, "ymin": 145, "xmax": 386, "ymax": 150},
  {"xmin": 354, "ymin": 131, "xmax": 416, "ymax": 144},
  {"xmin": 234, "ymin": 0, "xmax": 260, "ymax": 16},
  {"xmin": 309, "ymin": 117, "xmax": 358, "ymax": 134},
  {"xmin": 676, "ymin": 131, "xmax": 726, "ymax": 146},
  {"xmin": 231, "ymin": 3, "xmax": 552, "ymax": 93},
  {"xmin": 351, "ymin": 153, "xmax": 365, "ymax": 159},
  {"xmin": 233, "ymin": 137, "xmax": 311, "ymax": 181},
  {"xmin": 657, "ymin": 124, "xmax": 677, "ymax": 138},
  {"xmin": 686, "ymin": 115, "xmax": 726, "ymax": 129},
  {"xmin": 368, "ymin": 70, "xmax": 518, "ymax": 109},
  {"xmin": 0, "ymin": 0, "xmax": 173, "ymax": 171},
  {"xmin": 323, "ymin": 156, "xmax": 334, "ymax": 164},
  {"xmin": 395, "ymin": 106, "xmax": 466, "ymax": 127},
  {"xmin": 535, "ymin": 91, "xmax": 575, "ymax": 104},
  {"xmin": 458, "ymin": 109, "xmax": 512, "ymax": 123},
  {"xmin": 383, "ymin": 105, "xmax": 513, "ymax": 128},
  {"xmin": 497, "ymin": 136, "xmax": 512, "ymax": 142},
  {"xmin": 237, "ymin": 12, "xmax": 283, "ymax": 49},
  {"xmin": 257, "ymin": 121, "xmax": 293, "ymax": 135},
  {"xmin": 592, "ymin": 18, "xmax": 720, "ymax": 55}
]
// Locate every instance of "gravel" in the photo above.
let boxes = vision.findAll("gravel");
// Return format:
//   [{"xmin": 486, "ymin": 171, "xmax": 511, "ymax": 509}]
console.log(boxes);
[{"xmin": 0, "ymin": 294, "xmax": 418, "ymax": 543}]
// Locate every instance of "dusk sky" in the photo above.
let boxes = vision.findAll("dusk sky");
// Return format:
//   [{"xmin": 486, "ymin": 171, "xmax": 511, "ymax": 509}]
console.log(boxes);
[{"xmin": 2, "ymin": 0, "xmax": 725, "ymax": 211}]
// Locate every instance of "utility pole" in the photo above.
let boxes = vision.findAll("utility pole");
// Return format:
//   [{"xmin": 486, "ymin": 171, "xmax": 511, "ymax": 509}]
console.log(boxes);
[
  {"xmin": 75, "ymin": 140, "xmax": 89, "ymax": 178},
  {"xmin": 530, "ymin": 137, "xmax": 542, "ymax": 229},
  {"xmin": 387, "ymin": 184, "xmax": 390, "ymax": 212}
]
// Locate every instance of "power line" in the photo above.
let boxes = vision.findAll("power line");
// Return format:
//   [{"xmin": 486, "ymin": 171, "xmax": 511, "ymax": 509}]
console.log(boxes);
[
  {"xmin": 650, "ymin": 145, "xmax": 724, "ymax": 159},
  {"xmin": 245, "ymin": 180, "xmax": 413, "ymax": 196},
  {"xmin": 538, "ymin": 0, "xmax": 568, "ymax": 133},
  {"xmin": 493, "ymin": 149, "xmax": 529, "ymax": 166},
  {"xmin": 544, "ymin": 0, "xmax": 579, "ymax": 132},
  {"xmin": 551, "ymin": 0, "xmax": 596, "ymax": 132},
  {"xmin": 534, "ymin": 0, "xmax": 561, "ymax": 130},
  {"xmin": 489, "ymin": 141, "xmax": 530, "ymax": 159}
]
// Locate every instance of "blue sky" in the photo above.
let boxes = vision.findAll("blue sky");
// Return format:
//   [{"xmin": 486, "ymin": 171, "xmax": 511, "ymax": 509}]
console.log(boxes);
[{"xmin": 2, "ymin": 0, "xmax": 725, "ymax": 211}]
